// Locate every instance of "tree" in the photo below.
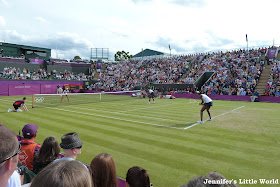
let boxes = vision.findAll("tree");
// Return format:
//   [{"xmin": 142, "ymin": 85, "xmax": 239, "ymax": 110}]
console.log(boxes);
[
  {"xmin": 74, "ymin": 56, "xmax": 81, "ymax": 60},
  {"xmin": 114, "ymin": 51, "xmax": 133, "ymax": 61}
]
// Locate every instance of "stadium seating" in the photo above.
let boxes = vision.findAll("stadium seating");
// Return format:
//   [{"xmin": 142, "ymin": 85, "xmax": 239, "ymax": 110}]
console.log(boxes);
[{"xmin": 0, "ymin": 57, "xmax": 26, "ymax": 63}]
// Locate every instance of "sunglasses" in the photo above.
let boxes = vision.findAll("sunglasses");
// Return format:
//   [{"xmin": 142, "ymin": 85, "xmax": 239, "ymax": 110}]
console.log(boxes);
[{"xmin": 0, "ymin": 143, "xmax": 21, "ymax": 164}]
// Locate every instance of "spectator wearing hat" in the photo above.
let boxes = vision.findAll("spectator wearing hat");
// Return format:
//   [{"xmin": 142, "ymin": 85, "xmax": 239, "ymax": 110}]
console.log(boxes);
[
  {"xmin": 0, "ymin": 124, "xmax": 21, "ymax": 187},
  {"xmin": 53, "ymin": 132, "xmax": 83, "ymax": 163},
  {"xmin": 19, "ymin": 124, "xmax": 41, "ymax": 171}
]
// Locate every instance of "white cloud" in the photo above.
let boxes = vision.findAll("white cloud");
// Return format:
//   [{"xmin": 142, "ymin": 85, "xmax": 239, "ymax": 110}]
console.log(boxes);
[
  {"xmin": 1, "ymin": 0, "xmax": 280, "ymax": 59},
  {"xmin": 0, "ymin": 30, "xmax": 94, "ymax": 59},
  {"xmin": 34, "ymin": 17, "xmax": 48, "ymax": 23},
  {"xmin": 0, "ymin": 0, "xmax": 9, "ymax": 7},
  {"xmin": 3, "ymin": 30, "xmax": 27, "ymax": 42},
  {"xmin": 0, "ymin": 16, "xmax": 6, "ymax": 26}
]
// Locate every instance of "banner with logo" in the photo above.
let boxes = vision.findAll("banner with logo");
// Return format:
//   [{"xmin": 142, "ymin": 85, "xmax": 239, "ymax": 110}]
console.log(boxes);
[
  {"xmin": 0, "ymin": 84, "xmax": 8, "ymax": 96},
  {"xmin": 40, "ymin": 84, "xmax": 58, "ymax": 94},
  {"xmin": 29, "ymin": 58, "xmax": 45, "ymax": 65},
  {"xmin": 267, "ymin": 49, "xmax": 277, "ymax": 60},
  {"xmin": 8, "ymin": 84, "xmax": 41, "ymax": 96}
]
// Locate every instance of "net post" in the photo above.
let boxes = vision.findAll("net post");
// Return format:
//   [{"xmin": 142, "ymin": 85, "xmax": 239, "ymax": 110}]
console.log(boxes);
[
  {"xmin": 32, "ymin": 94, "xmax": 35, "ymax": 108},
  {"xmin": 100, "ymin": 92, "xmax": 101, "ymax": 100}
]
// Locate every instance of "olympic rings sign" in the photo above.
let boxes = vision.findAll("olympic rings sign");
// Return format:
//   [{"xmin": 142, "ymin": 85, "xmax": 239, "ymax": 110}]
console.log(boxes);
[{"xmin": 34, "ymin": 97, "xmax": 44, "ymax": 103}]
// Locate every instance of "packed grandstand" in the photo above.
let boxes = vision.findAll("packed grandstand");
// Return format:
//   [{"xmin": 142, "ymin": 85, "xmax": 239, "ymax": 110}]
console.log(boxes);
[{"xmin": 1, "ymin": 47, "xmax": 279, "ymax": 96}]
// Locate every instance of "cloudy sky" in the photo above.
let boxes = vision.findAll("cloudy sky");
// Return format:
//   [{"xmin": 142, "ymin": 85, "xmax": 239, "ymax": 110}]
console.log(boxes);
[{"xmin": 1, "ymin": 0, "xmax": 280, "ymax": 60}]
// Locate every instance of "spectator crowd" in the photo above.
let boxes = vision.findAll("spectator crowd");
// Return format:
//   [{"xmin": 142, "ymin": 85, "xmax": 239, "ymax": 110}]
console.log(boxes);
[
  {"xmin": 0, "ymin": 122, "xmax": 152, "ymax": 187},
  {"xmin": 264, "ymin": 60, "xmax": 280, "ymax": 96},
  {"xmin": 1, "ymin": 47, "xmax": 280, "ymax": 96},
  {"xmin": 0, "ymin": 67, "xmax": 94, "ymax": 81}
]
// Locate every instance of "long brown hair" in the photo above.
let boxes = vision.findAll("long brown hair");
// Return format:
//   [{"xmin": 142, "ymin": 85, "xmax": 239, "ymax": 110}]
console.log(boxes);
[
  {"xmin": 90, "ymin": 153, "xmax": 118, "ymax": 187},
  {"xmin": 34, "ymin": 136, "xmax": 60, "ymax": 162},
  {"xmin": 31, "ymin": 160, "xmax": 92, "ymax": 187}
]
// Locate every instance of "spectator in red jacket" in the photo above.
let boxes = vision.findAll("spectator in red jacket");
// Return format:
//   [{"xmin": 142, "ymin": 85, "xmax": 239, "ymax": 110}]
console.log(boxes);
[{"xmin": 19, "ymin": 124, "xmax": 41, "ymax": 171}]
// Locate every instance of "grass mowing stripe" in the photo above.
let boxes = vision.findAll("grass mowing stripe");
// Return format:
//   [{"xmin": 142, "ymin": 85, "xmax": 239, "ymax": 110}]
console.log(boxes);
[
  {"xmin": 46, "ymin": 107, "xmax": 185, "ymax": 129},
  {"xmin": 31, "ymin": 108, "xmax": 279, "ymax": 172},
  {"xmin": 65, "ymin": 105, "xmax": 190, "ymax": 124},
  {"xmin": 42, "ymin": 106, "xmax": 280, "ymax": 156},
  {"xmin": 188, "ymin": 127, "xmax": 278, "ymax": 147},
  {"xmin": 2, "ymin": 95, "xmax": 280, "ymax": 187},
  {"xmin": 184, "ymin": 106, "xmax": 245, "ymax": 130}
]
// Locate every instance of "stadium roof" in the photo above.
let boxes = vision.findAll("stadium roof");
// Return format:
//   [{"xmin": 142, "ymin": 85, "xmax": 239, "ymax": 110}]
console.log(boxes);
[
  {"xmin": 133, "ymin": 49, "xmax": 165, "ymax": 58},
  {"xmin": 0, "ymin": 42, "xmax": 51, "ymax": 51}
]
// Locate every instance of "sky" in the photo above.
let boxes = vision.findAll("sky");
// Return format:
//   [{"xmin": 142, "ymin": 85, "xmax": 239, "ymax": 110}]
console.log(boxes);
[{"xmin": 1, "ymin": 0, "xmax": 280, "ymax": 60}]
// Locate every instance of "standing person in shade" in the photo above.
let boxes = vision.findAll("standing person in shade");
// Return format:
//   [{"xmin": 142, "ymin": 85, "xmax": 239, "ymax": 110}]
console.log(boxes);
[
  {"xmin": 56, "ymin": 85, "xmax": 61, "ymax": 94},
  {"xmin": 196, "ymin": 91, "xmax": 213, "ymax": 124},
  {"xmin": 60, "ymin": 86, "xmax": 70, "ymax": 103},
  {"xmin": 8, "ymin": 97, "xmax": 29, "ymax": 112},
  {"xmin": 19, "ymin": 124, "xmax": 41, "ymax": 172},
  {"xmin": 147, "ymin": 87, "xmax": 155, "ymax": 104}
]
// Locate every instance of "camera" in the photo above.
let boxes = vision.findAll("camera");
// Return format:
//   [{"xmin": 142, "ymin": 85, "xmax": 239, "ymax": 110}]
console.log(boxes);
[{"xmin": 16, "ymin": 166, "xmax": 26, "ymax": 175}]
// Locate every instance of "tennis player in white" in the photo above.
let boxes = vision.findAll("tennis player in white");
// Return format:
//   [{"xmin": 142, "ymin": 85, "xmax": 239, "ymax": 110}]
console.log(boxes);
[
  {"xmin": 196, "ymin": 91, "xmax": 213, "ymax": 123},
  {"xmin": 147, "ymin": 87, "xmax": 155, "ymax": 104},
  {"xmin": 60, "ymin": 86, "xmax": 70, "ymax": 103}
]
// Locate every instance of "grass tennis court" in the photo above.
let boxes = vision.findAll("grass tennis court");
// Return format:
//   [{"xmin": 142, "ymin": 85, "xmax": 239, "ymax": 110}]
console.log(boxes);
[{"xmin": 1, "ymin": 95, "xmax": 279, "ymax": 186}]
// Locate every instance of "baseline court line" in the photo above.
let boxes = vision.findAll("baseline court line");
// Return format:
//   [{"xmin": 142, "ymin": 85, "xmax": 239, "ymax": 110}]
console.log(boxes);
[
  {"xmin": 46, "ymin": 107, "xmax": 185, "ymax": 130},
  {"xmin": 184, "ymin": 106, "xmax": 245, "ymax": 130}
]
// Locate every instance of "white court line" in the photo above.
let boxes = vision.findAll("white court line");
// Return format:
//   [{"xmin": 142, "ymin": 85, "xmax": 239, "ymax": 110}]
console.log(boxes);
[
  {"xmin": 46, "ymin": 107, "xmax": 185, "ymax": 129},
  {"xmin": 65, "ymin": 105, "xmax": 189, "ymax": 124},
  {"xmin": 184, "ymin": 105, "xmax": 245, "ymax": 130}
]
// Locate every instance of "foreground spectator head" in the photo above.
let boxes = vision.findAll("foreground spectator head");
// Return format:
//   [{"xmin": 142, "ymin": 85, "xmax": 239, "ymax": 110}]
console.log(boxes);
[
  {"xmin": 33, "ymin": 136, "xmax": 60, "ymax": 174},
  {"xmin": 30, "ymin": 160, "xmax": 92, "ymax": 187},
  {"xmin": 60, "ymin": 132, "xmax": 83, "ymax": 149},
  {"xmin": 59, "ymin": 132, "xmax": 83, "ymax": 160},
  {"xmin": 180, "ymin": 176, "xmax": 205, "ymax": 187},
  {"xmin": 181, "ymin": 171, "xmax": 239, "ymax": 187},
  {"xmin": 0, "ymin": 124, "xmax": 20, "ymax": 187},
  {"xmin": 204, "ymin": 171, "xmax": 238, "ymax": 187},
  {"xmin": 90, "ymin": 153, "xmax": 118, "ymax": 187},
  {"xmin": 126, "ymin": 166, "xmax": 151, "ymax": 187}
]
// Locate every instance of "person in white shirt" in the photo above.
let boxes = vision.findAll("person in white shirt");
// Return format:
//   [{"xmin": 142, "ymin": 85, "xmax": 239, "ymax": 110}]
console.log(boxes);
[
  {"xmin": 7, "ymin": 171, "xmax": 21, "ymax": 187},
  {"xmin": 147, "ymin": 87, "xmax": 155, "ymax": 104},
  {"xmin": 60, "ymin": 86, "xmax": 70, "ymax": 103},
  {"xmin": 196, "ymin": 91, "xmax": 213, "ymax": 124}
]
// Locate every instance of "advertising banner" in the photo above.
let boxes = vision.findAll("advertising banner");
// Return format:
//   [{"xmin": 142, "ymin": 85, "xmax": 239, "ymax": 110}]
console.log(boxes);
[
  {"xmin": 0, "ymin": 84, "xmax": 8, "ymax": 96},
  {"xmin": 267, "ymin": 49, "xmax": 277, "ymax": 60},
  {"xmin": 8, "ymin": 84, "xmax": 41, "ymax": 96},
  {"xmin": 29, "ymin": 58, "xmax": 45, "ymax": 65},
  {"xmin": 40, "ymin": 84, "xmax": 58, "ymax": 94}
]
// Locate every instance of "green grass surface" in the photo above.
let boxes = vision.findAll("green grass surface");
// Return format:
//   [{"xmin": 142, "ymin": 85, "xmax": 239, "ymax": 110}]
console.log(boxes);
[{"xmin": 1, "ymin": 95, "xmax": 279, "ymax": 187}]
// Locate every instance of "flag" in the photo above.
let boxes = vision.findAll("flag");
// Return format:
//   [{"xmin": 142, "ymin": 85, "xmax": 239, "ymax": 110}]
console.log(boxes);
[
  {"xmin": 169, "ymin": 45, "xmax": 171, "ymax": 50},
  {"xmin": 246, "ymin": 34, "xmax": 248, "ymax": 42}
]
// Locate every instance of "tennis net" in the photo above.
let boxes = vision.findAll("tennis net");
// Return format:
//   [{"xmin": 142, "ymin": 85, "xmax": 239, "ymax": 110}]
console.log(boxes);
[{"xmin": 32, "ymin": 90, "xmax": 141, "ymax": 108}]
